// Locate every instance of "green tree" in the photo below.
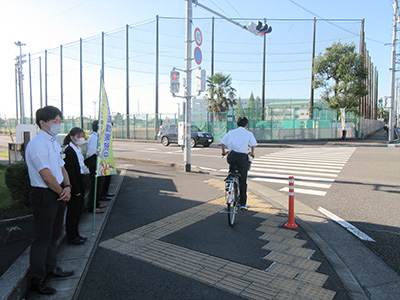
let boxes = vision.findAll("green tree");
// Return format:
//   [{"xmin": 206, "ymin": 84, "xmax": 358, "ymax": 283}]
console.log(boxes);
[
  {"xmin": 255, "ymin": 96, "xmax": 262, "ymax": 120},
  {"xmin": 235, "ymin": 96, "xmax": 245, "ymax": 117},
  {"xmin": 378, "ymin": 107, "xmax": 389, "ymax": 123},
  {"xmin": 205, "ymin": 72, "xmax": 237, "ymax": 113},
  {"xmin": 247, "ymin": 92, "xmax": 256, "ymax": 119},
  {"xmin": 313, "ymin": 42, "xmax": 368, "ymax": 113}
]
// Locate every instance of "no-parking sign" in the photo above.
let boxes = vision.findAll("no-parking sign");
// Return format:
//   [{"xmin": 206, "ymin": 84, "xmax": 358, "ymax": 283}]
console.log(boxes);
[
  {"xmin": 194, "ymin": 47, "xmax": 202, "ymax": 65},
  {"xmin": 194, "ymin": 28, "xmax": 203, "ymax": 46}
]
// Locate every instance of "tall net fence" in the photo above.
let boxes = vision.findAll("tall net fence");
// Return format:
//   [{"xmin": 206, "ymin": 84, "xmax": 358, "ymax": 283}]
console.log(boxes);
[
  {"xmin": 5, "ymin": 16, "xmax": 378, "ymax": 142},
  {"xmin": 1, "ymin": 107, "xmax": 361, "ymax": 143}
]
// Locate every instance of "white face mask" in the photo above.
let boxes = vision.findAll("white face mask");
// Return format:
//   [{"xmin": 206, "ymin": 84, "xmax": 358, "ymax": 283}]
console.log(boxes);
[
  {"xmin": 74, "ymin": 137, "xmax": 85, "ymax": 146},
  {"xmin": 46, "ymin": 123, "xmax": 61, "ymax": 137}
]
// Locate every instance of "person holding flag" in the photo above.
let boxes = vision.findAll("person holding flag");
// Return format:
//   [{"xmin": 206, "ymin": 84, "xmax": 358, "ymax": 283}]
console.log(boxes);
[
  {"xmin": 85, "ymin": 120, "xmax": 107, "ymax": 214},
  {"xmin": 85, "ymin": 75, "xmax": 117, "ymax": 219},
  {"xmin": 340, "ymin": 108, "xmax": 347, "ymax": 141}
]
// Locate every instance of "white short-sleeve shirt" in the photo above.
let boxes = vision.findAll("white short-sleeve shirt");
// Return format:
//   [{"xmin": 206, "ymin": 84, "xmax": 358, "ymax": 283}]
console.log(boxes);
[
  {"xmin": 86, "ymin": 132, "xmax": 98, "ymax": 158},
  {"xmin": 220, "ymin": 126, "xmax": 258, "ymax": 154},
  {"xmin": 25, "ymin": 130, "xmax": 65, "ymax": 187}
]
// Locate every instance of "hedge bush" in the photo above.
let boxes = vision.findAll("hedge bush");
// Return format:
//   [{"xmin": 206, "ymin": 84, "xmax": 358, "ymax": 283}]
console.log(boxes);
[{"xmin": 5, "ymin": 162, "xmax": 31, "ymax": 207}]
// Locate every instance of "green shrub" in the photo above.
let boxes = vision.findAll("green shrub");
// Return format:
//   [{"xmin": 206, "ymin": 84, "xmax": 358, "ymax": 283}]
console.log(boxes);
[{"xmin": 5, "ymin": 162, "xmax": 31, "ymax": 207}]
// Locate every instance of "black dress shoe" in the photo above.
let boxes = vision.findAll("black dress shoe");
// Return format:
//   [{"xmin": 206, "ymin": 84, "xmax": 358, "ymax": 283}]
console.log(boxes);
[
  {"xmin": 47, "ymin": 267, "xmax": 74, "ymax": 278},
  {"xmin": 79, "ymin": 235, "xmax": 88, "ymax": 241},
  {"xmin": 105, "ymin": 192, "xmax": 115, "ymax": 197},
  {"xmin": 67, "ymin": 237, "xmax": 85, "ymax": 245},
  {"xmin": 31, "ymin": 279, "xmax": 57, "ymax": 295}
]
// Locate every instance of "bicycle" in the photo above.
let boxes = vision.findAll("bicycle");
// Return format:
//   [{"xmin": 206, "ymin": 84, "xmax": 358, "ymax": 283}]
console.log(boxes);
[
  {"xmin": 222, "ymin": 151, "xmax": 252, "ymax": 226},
  {"xmin": 224, "ymin": 170, "xmax": 241, "ymax": 226}
]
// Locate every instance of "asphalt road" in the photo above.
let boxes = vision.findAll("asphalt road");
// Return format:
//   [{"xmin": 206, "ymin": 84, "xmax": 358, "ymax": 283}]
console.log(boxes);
[{"xmin": 111, "ymin": 139, "xmax": 400, "ymax": 277}]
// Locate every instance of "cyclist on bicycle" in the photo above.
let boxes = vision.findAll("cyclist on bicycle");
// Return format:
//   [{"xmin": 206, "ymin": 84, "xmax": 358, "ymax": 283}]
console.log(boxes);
[{"xmin": 221, "ymin": 117, "xmax": 257, "ymax": 211}]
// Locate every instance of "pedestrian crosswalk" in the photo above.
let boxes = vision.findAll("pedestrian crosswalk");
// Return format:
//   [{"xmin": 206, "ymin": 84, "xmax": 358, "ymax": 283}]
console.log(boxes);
[{"xmin": 219, "ymin": 147, "xmax": 356, "ymax": 197}]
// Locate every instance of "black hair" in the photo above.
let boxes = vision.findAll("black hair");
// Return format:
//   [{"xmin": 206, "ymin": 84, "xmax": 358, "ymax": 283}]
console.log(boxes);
[
  {"xmin": 92, "ymin": 120, "xmax": 98, "ymax": 132},
  {"xmin": 63, "ymin": 127, "xmax": 84, "ymax": 146},
  {"xmin": 236, "ymin": 116, "xmax": 248, "ymax": 127},
  {"xmin": 35, "ymin": 106, "xmax": 63, "ymax": 128}
]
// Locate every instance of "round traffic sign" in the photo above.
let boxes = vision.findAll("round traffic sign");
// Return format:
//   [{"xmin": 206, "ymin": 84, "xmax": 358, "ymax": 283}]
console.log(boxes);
[
  {"xmin": 194, "ymin": 47, "xmax": 202, "ymax": 65},
  {"xmin": 194, "ymin": 28, "xmax": 202, "ymax": 46}
]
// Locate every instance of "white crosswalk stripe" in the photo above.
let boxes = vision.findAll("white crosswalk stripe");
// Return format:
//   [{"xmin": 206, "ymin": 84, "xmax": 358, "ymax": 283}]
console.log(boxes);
[{"xmin": 219, "ymin": 147, "xmax": 356, "ymax": 197}]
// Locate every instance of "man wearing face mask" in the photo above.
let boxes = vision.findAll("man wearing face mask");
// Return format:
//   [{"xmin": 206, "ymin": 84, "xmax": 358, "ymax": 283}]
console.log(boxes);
[{"xmin": 25, "ymin": 106, "xmax": 74, "ymax": 295}]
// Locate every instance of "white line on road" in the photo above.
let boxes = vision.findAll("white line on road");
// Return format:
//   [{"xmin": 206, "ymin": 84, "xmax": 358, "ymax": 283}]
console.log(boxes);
[
  {"xmin": 251, "ymin": 163, "xmax": 341, "ymax": 173},
  {"xmin": 318, "ymin": 207, "xmax": 375, "ymax": 242},
  {"xmin": 197, "ymin": 166, "xmax": 218, "ymax": 172},
  {"xmin": 263, "ymin": 155, "xmax": 350, "ymax": 163},
  {"xmin": 252, "ymin": 177, "xmax": 331, "ymax": 189},
  {"xmin": 279, "ymin": 187, "xmax": 327, "ymax": 196},
  {"xmin": 253, "ymin": 159, "xmax": 344, "ymax": 169},
  {"xmin": 251, "ymin": 167, "xmax": 338, "ymax": 178},
  {"xmin": 218, "ymin": 169, "xmax": 336, "ymax": 182}
]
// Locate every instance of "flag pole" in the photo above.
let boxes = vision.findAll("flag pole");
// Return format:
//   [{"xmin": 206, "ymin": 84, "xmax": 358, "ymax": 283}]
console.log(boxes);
[{"xmin": 92, "ymin": 70, "xmax": 103, "ymax": 235}]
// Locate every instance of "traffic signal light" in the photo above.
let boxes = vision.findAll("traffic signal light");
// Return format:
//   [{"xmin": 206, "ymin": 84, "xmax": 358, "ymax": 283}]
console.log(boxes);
[
  {"xmin": 256, "ymin": 21, "xmax": 272, "ymax": 35},
  {"xmin": 196, "ymin": 69, "xmax": 206, "ymax": 93},
  {"xmin": 246, "ymin": 21, "xmax": 272, "ymax": 36},
  {"xmin": 170, "ymin": 69, "xmax": 180, "ymax": 93},
  {"xmin": 378, "ymin": 98, "xmax": 383, "ymax": 108}
]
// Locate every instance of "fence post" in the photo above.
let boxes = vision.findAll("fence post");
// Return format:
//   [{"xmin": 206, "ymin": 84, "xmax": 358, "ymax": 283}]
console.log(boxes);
[
  {"xmin": 285, "ymin": 176, "xmax": 298, "ymax": 228},
  {"xmin": 145, "ymin": 114, "xmax": 148, "ymax": 140},
  {"xmin": 133, "ymin": 115, "xmax": 136, "ymax": 140}
]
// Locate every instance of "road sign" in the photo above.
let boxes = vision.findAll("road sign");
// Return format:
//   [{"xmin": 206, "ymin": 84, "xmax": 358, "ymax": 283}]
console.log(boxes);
[
  {"xmin": 194, "ymin": 47, "xmax": 202, "ymax": 65},
  {"xmin": 194, "ymin": 28, "xmax": 203, "ymax": 46}
]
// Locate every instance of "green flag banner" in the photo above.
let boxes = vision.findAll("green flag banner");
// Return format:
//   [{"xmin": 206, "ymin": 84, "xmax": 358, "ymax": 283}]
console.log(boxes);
[{"xmin": 96, "ymin": 78, "xmax": 116, "ymax": 176}]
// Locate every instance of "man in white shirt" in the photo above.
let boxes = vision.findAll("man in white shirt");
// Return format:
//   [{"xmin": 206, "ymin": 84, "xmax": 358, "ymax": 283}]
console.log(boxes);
[
  {"xmin": 342, "ymin": 121, "xmax": 347, "ymax": 141},
  {"xmin": 25, "ymin": 106, "xmax": 74, "ymax": 295},
  {"xmin": 221, "ymin": 117, "xmax": 257, "ymax": 211},
  {"xmin": 85, "ymin": 120, "xmax": 107, "ymax": 213}
]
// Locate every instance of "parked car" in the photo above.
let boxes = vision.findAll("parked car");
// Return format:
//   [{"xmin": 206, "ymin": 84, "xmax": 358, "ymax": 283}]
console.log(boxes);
[{"xmin": 157, "ymin": 124, "xmax": 213, "ymax": 147}]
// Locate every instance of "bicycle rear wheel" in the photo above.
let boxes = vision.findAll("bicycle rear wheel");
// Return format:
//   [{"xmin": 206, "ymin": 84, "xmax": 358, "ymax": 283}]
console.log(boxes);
[{"xmin": 227, "ymin": 182, "xmax": 238, "ymax": 226}]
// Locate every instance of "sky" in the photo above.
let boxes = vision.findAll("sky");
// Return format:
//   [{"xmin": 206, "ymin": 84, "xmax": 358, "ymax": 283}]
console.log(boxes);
[{"xmin": 0, "ymin": 0, "xmax": 395, "ymax": 119}]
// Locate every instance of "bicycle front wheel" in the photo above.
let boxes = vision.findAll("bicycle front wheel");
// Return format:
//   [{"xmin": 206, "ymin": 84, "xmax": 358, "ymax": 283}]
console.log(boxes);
[{"xmin": 227, "ymin": 182, "xmax": 238, "ymax": 226}]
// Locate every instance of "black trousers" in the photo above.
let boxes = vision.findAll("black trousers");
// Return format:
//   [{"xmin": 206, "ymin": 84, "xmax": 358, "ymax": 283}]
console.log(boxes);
[
  {"xmin": 66, "ymin": 191, "xmax": 84, "ymax": 241},
  {"xmin": 102, "ymin": 175, "xmax": 112, "ymax": 195},
  {"xmin": 227, "ymin": 151, "xmax": 249, "ymax": 205},
  {"xmin": 29, "ymin": 187, "xmax": 66, "ymax": 285},
  {"xmin": 88, "ymin": 165, "xmax": 104, "ymax": 211}
]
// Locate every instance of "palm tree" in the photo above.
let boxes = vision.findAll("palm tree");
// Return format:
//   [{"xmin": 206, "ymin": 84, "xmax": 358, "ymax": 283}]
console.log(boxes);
[{"xmin": 204, "ymin": 73, "xmax": 237, "ymax": 113}]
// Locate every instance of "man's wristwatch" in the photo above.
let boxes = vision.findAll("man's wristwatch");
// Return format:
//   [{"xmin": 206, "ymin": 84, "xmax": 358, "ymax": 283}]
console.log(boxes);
[{"xmin": 64, "ymin": 185, "xmax": 72, "ymax": 189}]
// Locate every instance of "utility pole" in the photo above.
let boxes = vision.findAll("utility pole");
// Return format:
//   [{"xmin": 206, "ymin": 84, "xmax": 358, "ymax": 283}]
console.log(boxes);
[
  {"xmin": 184, "ymin": 0, "xmax": 193, "ymax": 172},
  {"xmin": 261, "ymin": 18, "xmax": 266, "ymax": 120},
  {"xmin": 15, "ymin": 41, "xmax": 26, "ymax": 123},
  {"xmin": 309, "ymin": 17, "xmax": 316, "ymax": 120},
  {"xmin": 389, "ymin": 0, "xmax": 398, "ymax": 141}
]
